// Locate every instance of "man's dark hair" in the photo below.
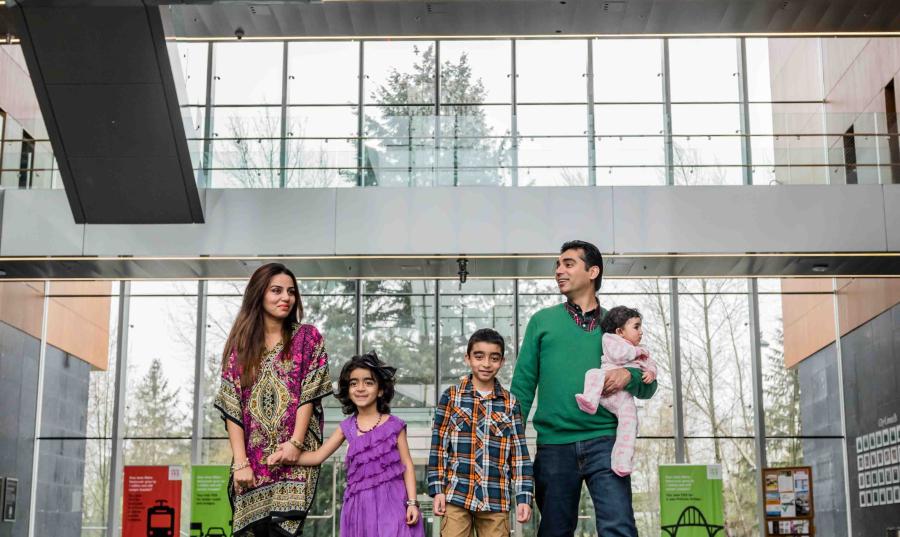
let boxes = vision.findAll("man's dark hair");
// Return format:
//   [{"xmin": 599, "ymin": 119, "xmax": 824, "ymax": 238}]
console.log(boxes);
[
  {"xmin": 466, "ymin": 328, "xmax": 506, "ymax": 357},
  {"xmin": 560, "ymin": 240, "xmax": 604, "ymax": 291},
  {"xmin": 600, "ymin": 306, "xmax": 642, "ymax": 334}
]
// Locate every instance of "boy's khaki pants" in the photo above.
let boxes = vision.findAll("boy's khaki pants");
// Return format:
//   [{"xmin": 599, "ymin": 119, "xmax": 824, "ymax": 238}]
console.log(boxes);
[{"xmin": 440, "ymin": 504, "xmax": 510, "ymax": 537}]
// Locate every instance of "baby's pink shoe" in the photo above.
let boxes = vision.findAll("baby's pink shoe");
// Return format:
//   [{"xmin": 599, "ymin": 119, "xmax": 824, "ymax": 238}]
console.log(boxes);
[{"xmin": 575, "ymin": 394, "xmax": 598, "ymax": 414}]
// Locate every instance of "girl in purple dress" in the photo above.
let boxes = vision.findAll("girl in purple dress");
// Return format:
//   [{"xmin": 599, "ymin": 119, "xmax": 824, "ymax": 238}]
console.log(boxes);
[
  {"xmin": 214, "ymin": 263, "xmax": 333, "ymax": 536},
  {"xmin": 297, "ymin": 352, "xmax": 425, "ymax": 537}
]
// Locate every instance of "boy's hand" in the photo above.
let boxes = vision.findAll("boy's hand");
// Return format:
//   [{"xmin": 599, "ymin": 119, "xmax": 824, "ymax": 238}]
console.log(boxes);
[
  {"xmin": 433, "ymin": 493, "xmax": 446, "ymax": 516},
  {"xmin": 642, "ymin": 370, "xmax": 657, "ymax": 384},
  {"xmin": 406, "ymin": 505, "xmax": 419, "ymax": 525},
  {"xmin": 516, "ymin": 503, "xmax": 532, "ymax": 523}
]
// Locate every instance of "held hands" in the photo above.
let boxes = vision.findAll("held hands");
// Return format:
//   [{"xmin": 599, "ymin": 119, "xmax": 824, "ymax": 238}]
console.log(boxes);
[
  {"xmin": 601, "ymin": 368, "xmax": 632, "ymax": 396},
  {"xmin": 406, "ymin": 505, "xmax": 419, "ymax": 525},
  {"xmin": 516, "ymin": 503, "xmax": 532, "ymax": 523},
  {"xmin": 233, "ymin": 466, "xmax": 255, "ymax": 494},
  {"xmin": 265, "ymin": 440, "xmax": 302, "ymax": 466},
  {"xmin": 432, "ymin": 493, "xmax": 447, "ymax": 516}
]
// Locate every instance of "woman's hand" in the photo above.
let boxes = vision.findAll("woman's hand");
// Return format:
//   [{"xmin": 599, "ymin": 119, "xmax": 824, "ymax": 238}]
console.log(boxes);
[
  {"xmin": 405, "ymin": 505, "xmax": 419, "ymax": 525},
  {"xmin": 233, "ymin": 466, "xmax": 255, "ymax": 494},
  {"xmin": 266, "ymin": 441, "xmax": 302, "ymax": 466}
]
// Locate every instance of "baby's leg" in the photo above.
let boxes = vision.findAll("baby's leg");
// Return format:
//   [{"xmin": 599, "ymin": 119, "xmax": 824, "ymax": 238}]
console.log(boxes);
[
  {"xmin": 608, "ymin": 395, "xmax": 638, "ymax": 477},
  {"xmin": 575, "ymin": 368, "xmax": 606, "ymax": 414}
]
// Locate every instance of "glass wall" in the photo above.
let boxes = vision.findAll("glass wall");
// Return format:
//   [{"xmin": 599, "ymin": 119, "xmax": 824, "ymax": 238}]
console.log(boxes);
[
  {"xmin": 15, "ymin": 276, "xmax": 861, "ymax": 537},
  {"xmin": 5, "ymin": 38, "xmax": 900, "ymax": 189},
  {"xmin": 165, "ymin": 37, "xmax": 900, "ymax": 188}
]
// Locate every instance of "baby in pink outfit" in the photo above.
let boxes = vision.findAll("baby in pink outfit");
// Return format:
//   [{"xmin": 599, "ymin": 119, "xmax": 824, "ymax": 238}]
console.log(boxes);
[{"xmin": 575, "ymin": 306, "xmax": 657, "ymax": 477}]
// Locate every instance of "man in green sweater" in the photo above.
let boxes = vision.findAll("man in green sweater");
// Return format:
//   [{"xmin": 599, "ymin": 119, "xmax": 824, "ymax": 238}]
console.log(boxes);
[{"xmin": 511, "ymin": 240, "xmax": 657, "ymax": 537}]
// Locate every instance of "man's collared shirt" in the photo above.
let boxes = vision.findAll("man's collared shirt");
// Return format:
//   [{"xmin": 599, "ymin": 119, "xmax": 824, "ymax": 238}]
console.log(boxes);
[
  {"xmin": 564, "ymin": 298, "xmax": 604, "ymax": 332},
  {"xmin": 427, "ymin": 375, "xmax": 534, "ymax": 512}
]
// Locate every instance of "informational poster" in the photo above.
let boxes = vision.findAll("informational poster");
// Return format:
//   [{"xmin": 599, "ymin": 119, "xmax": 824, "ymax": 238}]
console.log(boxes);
[
  {"xmin": 659, "ymin": 464, "xmax": 725, "ymax": 537},
  {"xmin": 190, "ymin": 465, "xmax": 232, "ymax": 537},
  {"xmin": 122, "ymin": 466, "xmax": 182, "ymax": 537},
  {"xmin": 762, "ymin": 466, "xmax": 815, "ymax": 536},
  {"xmin": 854, "ymin": 423, "xmax": 900, "ymax": 510},
  {"xmin": 2, "ymin": 478, "xmax": 17, "ymax": 522}
]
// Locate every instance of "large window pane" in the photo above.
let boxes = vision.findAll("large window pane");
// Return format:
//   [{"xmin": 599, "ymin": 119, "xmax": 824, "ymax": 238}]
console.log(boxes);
[
  {"xmin": 669, "ymin": 38, "xmax": 740, "ymax": 102},
  {"xmin": 364, "ymin": 106, "xmax": 436, "ymax": 186},
  {"xmin": 678, "ymin": 279, "xmax": 753, "ymax": 438},
  {"xmin": 288, "ymin": 41, "xmax": 359, "ymax": 104},
  {"xmin": 685, "ymin": 439, "xmax": 758, "ymax": 537},
  {"xmin": 438, "ymin": 280, "xmax": 515, "ymax": 389},
  {"xmin": 593, "ymin": 39, "xmax": 663, "ymax": 103},
  {"xmin": 362, "ymin": 280, "xmax": 435, "ymax": 407},
  {"xmin": 437, "ymin": 104, "xmax": 512, "ymax": 186},
  {"xmin": 125, "ymin": 287, "xmax": 197, "ymax": 441},
  {"xmin": 365, "ymin": 42, "xmax": 436, "ymax": 105},
  {"xmin": 213, "ymin": 42, "xmax": 284, "ymax": 105},
  {"xmin": 440, "ymin": 40, "xmax": 511, "ymax": 104},
  {"xmin": 517, "ymin": 104, "xmax": 588, "ymax": 136},
  {"xmin": 175, "ymin": 42, "xmax": 209, "ymax": 107},
  {"xmin": 516, "ymin": 40, "xmax": 587, "ymax": 103}
]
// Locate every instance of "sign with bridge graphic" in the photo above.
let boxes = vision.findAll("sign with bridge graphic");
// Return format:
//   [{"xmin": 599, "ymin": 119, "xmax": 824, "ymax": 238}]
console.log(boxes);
[{"xmin": 659, "ymin": 464, "xmax": 725, "ymax": 537}]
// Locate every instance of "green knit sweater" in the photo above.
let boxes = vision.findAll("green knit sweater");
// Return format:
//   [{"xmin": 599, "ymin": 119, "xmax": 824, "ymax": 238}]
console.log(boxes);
[{"xmin": 510, "ymin": 303, "xmax": 658, "ymax": 444}]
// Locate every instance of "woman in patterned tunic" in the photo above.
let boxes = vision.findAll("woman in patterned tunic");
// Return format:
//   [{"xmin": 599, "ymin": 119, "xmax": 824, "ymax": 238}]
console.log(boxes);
[{"xmin": 214, "ymin": 263, "xmax": 333, "ymax": 536}]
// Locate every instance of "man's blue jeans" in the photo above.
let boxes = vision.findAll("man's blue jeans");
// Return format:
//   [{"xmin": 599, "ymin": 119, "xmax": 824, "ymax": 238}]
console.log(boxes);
[{"xmin": 533, "ymin": 436, "xmax": 637, "ymax": 537}]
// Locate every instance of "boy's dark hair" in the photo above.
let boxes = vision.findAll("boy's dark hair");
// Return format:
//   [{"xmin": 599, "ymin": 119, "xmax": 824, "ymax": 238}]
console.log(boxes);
[
  {"xmin": 466, "ymin": 328, "xmax": 506, "ymax": 357},
  {"xmin": 560, "ymin": 240, "xmax": 604, "ymax": 291},
  {"xmin": 600, "ymin": 306, "xmax": 642, "ymax": 334},
  {"xmin": 335, "ymin": 351, "xmax": 397, "ymax": 415}
]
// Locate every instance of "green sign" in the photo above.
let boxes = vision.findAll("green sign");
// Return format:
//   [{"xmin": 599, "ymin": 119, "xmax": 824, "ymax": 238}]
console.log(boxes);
[
  {"xmin": 659, "ymin": 464, "xmax": 725, "ymax": 537},
  {"xmin": 190, "ymin": 465, "xmax": 231, "ymax": 537}
]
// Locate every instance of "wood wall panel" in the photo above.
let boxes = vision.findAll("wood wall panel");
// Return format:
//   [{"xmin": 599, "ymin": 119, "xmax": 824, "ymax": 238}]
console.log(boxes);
[
  {"xmin": 0, "ymin": 280, "xmax": 111, "ymax": 370},
  {"xmin": 781, "ymin": 278, "xmax": 900, "ymax": 368}
]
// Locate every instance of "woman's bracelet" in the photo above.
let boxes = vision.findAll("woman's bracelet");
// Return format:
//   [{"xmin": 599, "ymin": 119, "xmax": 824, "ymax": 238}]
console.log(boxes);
[
  {"xmin": 288, "ymin": 438, "xmax": 303, "ymax": 450},
  {"xmin": 231, "ymin": 459, "xmax": 250, "ymax": 471},
  {"xmin": 405, "ymin": 499, "xmax": 419, "ymax": 507}
]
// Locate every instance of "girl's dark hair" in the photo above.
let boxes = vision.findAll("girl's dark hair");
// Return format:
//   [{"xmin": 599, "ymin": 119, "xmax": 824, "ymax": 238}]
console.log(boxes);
[
  {"xmin": 335, "ymin": 351, "xmax": 397, "ymax": 415},
  {"xmin": 222, "ymin": 262, "xmax": 303, "ymax": 388},
  {"xmin": 600, "ymin": 306, "xmax": 642, "ymax": 334}
]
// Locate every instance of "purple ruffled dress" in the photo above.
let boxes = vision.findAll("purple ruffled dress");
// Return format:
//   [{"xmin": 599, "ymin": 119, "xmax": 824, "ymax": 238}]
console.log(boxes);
[{"xmin": 339, "ymin": 414, "xmax": 425, "ymax": 537}]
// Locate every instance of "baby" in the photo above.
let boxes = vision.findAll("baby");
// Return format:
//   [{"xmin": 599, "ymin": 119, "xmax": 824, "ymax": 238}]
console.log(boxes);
[{"xmin": 575, "ymin": 306, "xmax": 657, "ymax": 477}]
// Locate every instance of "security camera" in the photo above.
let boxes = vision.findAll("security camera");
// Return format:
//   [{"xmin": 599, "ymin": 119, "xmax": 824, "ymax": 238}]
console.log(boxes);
[
  {"xmin": 235, "ymin": 27, "xmax": 245, "ymax": 40},
  {"xmin": 457, "ymin": 258, "xmax": 468, "ymax": 284}
]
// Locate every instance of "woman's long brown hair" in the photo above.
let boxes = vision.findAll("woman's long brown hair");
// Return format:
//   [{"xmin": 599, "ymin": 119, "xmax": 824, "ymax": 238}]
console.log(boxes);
[{"xmin": 222, "ymin": 263, "xmax": 304, "ymax": 387}]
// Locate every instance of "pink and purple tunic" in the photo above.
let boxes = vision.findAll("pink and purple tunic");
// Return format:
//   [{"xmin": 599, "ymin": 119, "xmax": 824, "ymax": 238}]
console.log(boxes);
[{"xmin": 214, "ymin": 323, "xmax": 333, "ymax": 536}]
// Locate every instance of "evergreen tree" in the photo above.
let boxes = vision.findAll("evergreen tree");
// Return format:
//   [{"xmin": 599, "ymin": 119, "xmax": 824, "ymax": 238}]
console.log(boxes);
[
  {"xmin": 763, "ymin": 327, "xmax": 803, "ymax": 466},
  {"xmin": 125, "ymin": 358, "xmax": 189, "ymax": 465},
  {"xmin": 364, "ymin": 44, "xmax": 510, "ymax": 187}
]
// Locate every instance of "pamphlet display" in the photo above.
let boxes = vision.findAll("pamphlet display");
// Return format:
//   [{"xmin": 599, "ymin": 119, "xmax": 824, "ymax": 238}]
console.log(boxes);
[{"xmin": 762, "ymin": 466, "xmax": 815, "ymax": 536}]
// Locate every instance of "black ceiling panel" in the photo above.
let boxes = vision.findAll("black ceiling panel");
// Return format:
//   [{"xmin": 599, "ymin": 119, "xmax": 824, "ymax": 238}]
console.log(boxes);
[
  {"xmin": 12, "ymin": 2, "xmax": 204, "ymax": 225},
  {"xmin": 70, "ymin": 156, "xmax": 194, "ymax": 224},
  {"xmin": 47, "ymin": 84, "xmax": 177, "ymax": 158}
]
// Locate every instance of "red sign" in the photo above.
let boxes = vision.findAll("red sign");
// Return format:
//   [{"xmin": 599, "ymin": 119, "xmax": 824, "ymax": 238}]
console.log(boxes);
[{"xmin": 122, "ymin": 466, "xmax": 182, "ymax": 537}]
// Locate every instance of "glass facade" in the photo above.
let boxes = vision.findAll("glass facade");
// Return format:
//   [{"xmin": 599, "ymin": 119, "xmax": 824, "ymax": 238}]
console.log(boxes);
[
  {"xmin": 16, "ymin": 276, "xmax": 862, "ymax": 537},
  {"xmin": 3, "ymin": 37, "xmax": 900, "ymax": 189}
]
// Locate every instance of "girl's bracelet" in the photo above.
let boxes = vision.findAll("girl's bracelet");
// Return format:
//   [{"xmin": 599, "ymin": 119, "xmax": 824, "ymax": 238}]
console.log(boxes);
[
  {"xmin": 288, "ymin": 438, "xmax": 303, "ymax": 451},
  {"xmin": 405, "ymin": 499, "xmax": 419, "ymax": 507},
  {"xmin": 232, "ymin": 460, "xmax": 250, "ymax": 471}
]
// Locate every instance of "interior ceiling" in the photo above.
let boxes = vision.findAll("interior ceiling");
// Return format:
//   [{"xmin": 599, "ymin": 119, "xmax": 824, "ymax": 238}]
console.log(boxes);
[
  {"xmin": 157, "ymin": 0, "xmax": 900, "ymax": 39},
  {"xmin": 0, "ymin": 253, "xmax": 896, "ymax": 281}
]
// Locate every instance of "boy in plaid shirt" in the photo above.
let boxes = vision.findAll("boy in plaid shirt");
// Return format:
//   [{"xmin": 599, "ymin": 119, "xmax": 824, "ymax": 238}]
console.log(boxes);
[{"xmin": 428, "ymin": 328, "xmax": 533, "ymax": 537}]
